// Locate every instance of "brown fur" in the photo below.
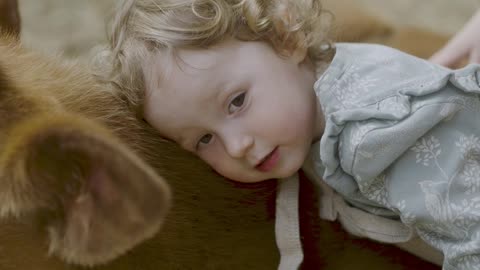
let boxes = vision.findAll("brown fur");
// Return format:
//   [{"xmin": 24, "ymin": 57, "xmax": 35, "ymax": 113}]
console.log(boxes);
[
  {"xmin": 0, "ymin": 34, "xmax": 280, "ymax": 269},
  {"xmin": 0, "ymin": 0, "xmax": 19, "ymax": 36},
  {"xmin": 0, "ymin": 35, "xmax": 174, "ymax": 266},
  {"xmin": 0, "ymin": 2, "xmax": 445, "ymax": 269}
]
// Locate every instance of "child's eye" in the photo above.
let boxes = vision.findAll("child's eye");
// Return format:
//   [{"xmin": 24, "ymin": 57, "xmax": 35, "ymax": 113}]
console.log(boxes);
[
  {"xmin": 197, "ymin": 133, "xmax": 213, "ymax": 147},
  {"xmin": 228, "ymin": 92, "xmax": 246, "ymax": 114}
]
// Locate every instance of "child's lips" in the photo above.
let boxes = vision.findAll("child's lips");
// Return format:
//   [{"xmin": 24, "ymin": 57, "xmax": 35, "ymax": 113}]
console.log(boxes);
[{"xmin": 255, "ymin": 147, "xmax": 279, "ymax": 172}]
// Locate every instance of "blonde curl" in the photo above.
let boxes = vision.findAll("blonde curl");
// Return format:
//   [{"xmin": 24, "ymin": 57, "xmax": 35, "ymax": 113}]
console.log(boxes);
[{"xmin": 93, "ymin": 0, "xmax": 334, "ymax": 117}]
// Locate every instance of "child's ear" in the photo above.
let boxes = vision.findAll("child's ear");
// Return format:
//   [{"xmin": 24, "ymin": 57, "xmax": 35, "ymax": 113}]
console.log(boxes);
[{"xmin": 0, "ymin": 114, "xmax": 171, "ymax": 266}]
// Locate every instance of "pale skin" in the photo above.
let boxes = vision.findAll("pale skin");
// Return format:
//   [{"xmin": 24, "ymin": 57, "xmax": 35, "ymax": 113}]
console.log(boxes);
[
  {"xmin": 430, "ymin": 10, "xmax": 480, "ymax": 68},
  {"xmin": 144, "ymin": 39, "xmax": 326, "ymax": 183}
]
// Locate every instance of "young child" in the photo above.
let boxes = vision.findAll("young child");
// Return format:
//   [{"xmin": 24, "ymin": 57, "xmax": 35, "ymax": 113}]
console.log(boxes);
[{"xmin": 96, "ymin": 0, "xmax": 480, "ymax": 269}]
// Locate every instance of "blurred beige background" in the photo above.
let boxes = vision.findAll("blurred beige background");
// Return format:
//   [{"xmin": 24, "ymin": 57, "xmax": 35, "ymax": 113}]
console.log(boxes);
[{"xmin": 19, "ymin": 0, "xmax": 480, "ymax": 57}]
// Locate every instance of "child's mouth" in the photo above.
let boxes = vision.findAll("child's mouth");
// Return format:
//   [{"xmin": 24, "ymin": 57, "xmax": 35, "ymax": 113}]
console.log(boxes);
[{"xmin": 255, "ymin": 147, "xmax": 279, "ymax": 172}]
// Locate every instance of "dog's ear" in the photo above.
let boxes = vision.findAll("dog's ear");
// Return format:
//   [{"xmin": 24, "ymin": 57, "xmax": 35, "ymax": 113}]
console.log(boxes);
[{"xmin": 0, "ymin": 114, "xmax": 171, "ymax": 266}]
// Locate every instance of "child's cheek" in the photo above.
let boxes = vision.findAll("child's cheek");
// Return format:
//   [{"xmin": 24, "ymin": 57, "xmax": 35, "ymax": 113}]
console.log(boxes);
[{"xmin": 200, "ymin": 147, "xmax": 224, "ymax": 171}]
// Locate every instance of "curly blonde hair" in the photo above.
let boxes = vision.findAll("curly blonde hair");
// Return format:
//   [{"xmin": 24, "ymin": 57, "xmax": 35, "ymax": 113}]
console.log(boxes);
[{"xmin": 94, "ymin": 0, "xmax": 334, "ymax": 117}]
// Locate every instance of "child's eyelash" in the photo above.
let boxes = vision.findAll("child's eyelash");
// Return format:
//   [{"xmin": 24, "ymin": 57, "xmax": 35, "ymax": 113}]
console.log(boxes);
[
  {"xmin": 231, "ymin": 92, "xmax": 245, "ymax": 106},
  {"xmin": 195, "ymin": 133, "xmax": 213, "ymax": 150},
  {"xmin": 195, "ymin": 91, "xmax": 248, "ymax": 150}
]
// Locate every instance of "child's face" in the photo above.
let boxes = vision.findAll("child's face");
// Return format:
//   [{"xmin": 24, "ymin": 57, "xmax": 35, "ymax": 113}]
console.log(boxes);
[{"xmin": 144, "ymin": 40, "xmax": 324, "ymax": 183}]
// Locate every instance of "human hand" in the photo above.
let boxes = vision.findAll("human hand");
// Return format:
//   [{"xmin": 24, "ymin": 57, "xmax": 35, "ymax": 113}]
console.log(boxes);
[{"xmin": 430, "ymin": 10, "xmax": 480, "ymax": 68}]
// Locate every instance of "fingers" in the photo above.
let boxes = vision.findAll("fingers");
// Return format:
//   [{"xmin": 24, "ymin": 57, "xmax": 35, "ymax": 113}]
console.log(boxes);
[
  {"xmin": 430, "ymin": 10, "xmax": 480, "ymax": 68},
  {"xmin": 429, "ymin": 40, "xmax": 469, "ymax": 68},
  {"xmin": 429, "ymin": 48, "xmax": 467, "ymax": 68},
  {"xmin": 429, "ymin": 24, "xmax": 472, "ymax": 67}
]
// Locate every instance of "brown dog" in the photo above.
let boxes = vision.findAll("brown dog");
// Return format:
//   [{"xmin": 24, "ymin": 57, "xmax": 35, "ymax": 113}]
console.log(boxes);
[
  {"xmin": 0, "ymin": 1, "xmax": 444, "ymax": 269},
  {"xmin": 0, "ymin": 34, "xmax": 281, "ymax": 270}
]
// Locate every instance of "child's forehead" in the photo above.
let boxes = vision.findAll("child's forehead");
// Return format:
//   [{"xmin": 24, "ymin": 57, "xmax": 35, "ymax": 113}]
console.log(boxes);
[
  {"xmin": 146, "ymin": 46, "xmax": 226, "ymax": 87},
  {"xmin": 144, "ymin": 49, "xmax": 229, "ymax": 108},
  {"xmin": 174, "ymin": 49, "xmax": 220, "ymax": 70},
  {"xmin": 144, "ymin": 42, "xmax": 244, "ymax": 95}
]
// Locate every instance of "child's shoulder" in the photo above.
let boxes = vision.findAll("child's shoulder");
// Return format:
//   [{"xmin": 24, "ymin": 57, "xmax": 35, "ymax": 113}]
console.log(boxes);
[
  {"xmin": 334, "ymin": 42, "xmax": 424, "ymax": 64},
  {"xmin": 329, "ymin": 42, "xmax": 447, "ymax": 82},
  {"xmin": 315, "ymin": 42, "xmax": 450, "ymax": 114}
]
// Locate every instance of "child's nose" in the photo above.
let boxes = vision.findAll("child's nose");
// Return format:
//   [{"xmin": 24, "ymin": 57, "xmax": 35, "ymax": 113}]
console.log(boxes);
[{"xmin": 225, "ymin": 134, "xmax": 254, "ymax": 159}]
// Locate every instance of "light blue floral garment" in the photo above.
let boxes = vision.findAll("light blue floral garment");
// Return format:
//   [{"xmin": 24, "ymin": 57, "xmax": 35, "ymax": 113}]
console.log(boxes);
[{"xmin": 309, "ymin": 43, "xmax": 480, "ymax": 270}]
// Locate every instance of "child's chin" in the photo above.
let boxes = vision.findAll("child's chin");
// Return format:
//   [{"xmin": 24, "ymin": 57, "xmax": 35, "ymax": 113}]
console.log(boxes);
[{"xmin": 275, "ymin": 167, "xmax": 302, "ymax": 179}]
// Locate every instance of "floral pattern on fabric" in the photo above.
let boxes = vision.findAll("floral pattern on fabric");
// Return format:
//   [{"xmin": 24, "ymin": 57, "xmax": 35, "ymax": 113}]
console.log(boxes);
[{"xmin": 312, "ymin": 43, "xmax": 480, "ymax": 269}]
